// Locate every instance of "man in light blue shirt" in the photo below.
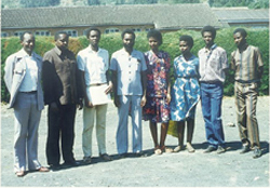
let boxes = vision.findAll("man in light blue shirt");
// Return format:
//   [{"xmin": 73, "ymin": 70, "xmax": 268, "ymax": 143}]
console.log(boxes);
[{"xmin": 110, "ymin": 29, "xmax": 147, "ymax": 157}]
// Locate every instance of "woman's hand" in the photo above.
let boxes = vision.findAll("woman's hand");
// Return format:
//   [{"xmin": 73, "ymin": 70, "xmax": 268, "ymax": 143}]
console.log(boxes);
[{"xmin": 166, "ymin": 93, "xmax": 171, "ymax": 104}]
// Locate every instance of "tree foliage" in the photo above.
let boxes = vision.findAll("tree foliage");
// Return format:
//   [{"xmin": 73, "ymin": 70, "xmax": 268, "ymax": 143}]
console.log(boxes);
[
  {"xmin": 248, "ymin": 0, "xmax": 269, "ymax": 9},
  {"xmin": 208, "ymin": 0, "xmax": 269, "ymax": 8}
]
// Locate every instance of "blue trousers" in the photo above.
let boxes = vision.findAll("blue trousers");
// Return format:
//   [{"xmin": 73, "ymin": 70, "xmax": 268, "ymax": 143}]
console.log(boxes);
[
  {"xmin": 116, "ymin": 95, "xmax": 142, "ymax": 154},
  {"xmin": 201, "ymin": 82, "xmax": 225, "ymax": 148}
]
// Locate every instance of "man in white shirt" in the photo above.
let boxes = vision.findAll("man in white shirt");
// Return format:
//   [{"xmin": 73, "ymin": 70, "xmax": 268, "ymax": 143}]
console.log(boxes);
[
  {"xmin": 77, "ymin": 27, "xmax": 113, "ymax": 163},
  {"xmin": 4, "ymin": 31, "xmax": 49, "ymax": 177},
  {"xmin": 110, "ymin": 29, "xmax": 147, "ymax": 158}
]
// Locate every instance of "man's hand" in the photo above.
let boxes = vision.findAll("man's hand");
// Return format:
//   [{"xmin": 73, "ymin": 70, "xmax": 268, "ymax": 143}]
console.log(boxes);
[
  {"xmin": 114, "ymin": 96, "xmax": 120, "ymax": 108},
  {"xmin": 50, "ymin": 102, "xmax": 59, "ymax": 112},
  {"xmin": 140, "ymin": 96, "xmax": 146, "ymax": 107},
  {"xmin": 85, "ymin": 101, "xmax": 94, "ymax": 108},
  {"xmin": 84, "ymin": 97, "xmax": 93, "ymax": 108},
  {"xmin": 105, "ymin": 82, "xmax": 113, "ymax": 94},
  {"xmin": 78, "ymin": 98, "xmax": 83, "ymax": 110}
]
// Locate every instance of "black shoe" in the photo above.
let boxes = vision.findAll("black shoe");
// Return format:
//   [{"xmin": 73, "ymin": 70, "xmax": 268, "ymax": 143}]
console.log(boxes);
[
  {"xmin": 100, "ymin": 153, "xmax": 113, "ymax": 161},
  {"xmin": 240, "ymin": 145, "xmax": 250, "ymax": 154},
  {"xmin": 82, "ymin": 156, "xmax": 92, "ymax": 164},
  {"xmin": 203, "ymin": 146, "xmax": 216, "ymax": 153},
  {"xmin": 217, "ymin": 146, "xmax": 226, "ymax": 154},
  {"xmin": 134, "ymin": 151, "xmax": 146, "ymax": 157},
  {"xmin": 253, "ymin": 147, "xmax": 262, "ymax": 159},
  {"xmin": 50, "ymin": 164, "xmax": 61, "ymax": 172},
  {"xmin": 118, "ymin": 153, "xmax": 128, "ymax": 159},
  {"xmin": 63, "ymin": 160, "xmax": 80, "ymax": 167}
]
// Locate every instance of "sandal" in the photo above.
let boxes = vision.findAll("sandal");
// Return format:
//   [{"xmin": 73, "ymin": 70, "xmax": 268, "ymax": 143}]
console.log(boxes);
[
  {"xmin": 173, "ymin": 145, "xmax": 183, "ymax": 152},
  {"xmin": 186, "ymin": 143, "xmax": 195, "ymax": 153},
  {"xmin": 16, "ymin": 171, "xmax": 25, "ymax": 177},
  {"xmin": 154, "ymin": 146, "xmax": 162, "ymax": 155},
  {"xmin": 161, "ymin": 146, "xmax": 173, "ymax": 153}
]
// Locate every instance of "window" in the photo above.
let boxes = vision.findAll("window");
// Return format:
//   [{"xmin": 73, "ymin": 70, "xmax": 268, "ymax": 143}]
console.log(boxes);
[
  {"xmin": 1, "ymin": 32, "xmax": 9, "ymax": 37},
  {"xmin": 105, "ymin": 28, "xmax": 120, "ymax": 34},
  {"xmin": 132, "ymin": 28, "xmax": 141, "ymax": 32},
  {"xmin": 35, "ymin": 30, "xmax": 50, "ymax": 36},
  {"xmin": 64, "ymin": 30, "xmax": 78, "ymax": 37},
  {"xmin": 14, "ymin": 31, "xmax": 25, "ymax": 37},
  {"xmin": 145, "ymin": 28, "xmax": 151, "ymax": 32}
]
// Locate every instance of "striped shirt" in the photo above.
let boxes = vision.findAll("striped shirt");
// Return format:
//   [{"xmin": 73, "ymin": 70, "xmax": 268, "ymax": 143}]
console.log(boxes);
[{"xmin": 231, "ymin": 45, "xmax": 264, "ymax": 82}]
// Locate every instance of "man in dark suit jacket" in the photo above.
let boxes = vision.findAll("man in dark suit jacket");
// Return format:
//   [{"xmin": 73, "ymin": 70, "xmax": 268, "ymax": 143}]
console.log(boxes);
[{"xmin": 42, "ymin": 31, "xmax": 83, "ymax": 171}]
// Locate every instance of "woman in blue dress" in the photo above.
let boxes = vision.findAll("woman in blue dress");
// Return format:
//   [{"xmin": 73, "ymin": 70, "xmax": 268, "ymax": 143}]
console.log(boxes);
[{"xmin": 170, "ymin": 35, "xmax": 200, "ymax": 153}]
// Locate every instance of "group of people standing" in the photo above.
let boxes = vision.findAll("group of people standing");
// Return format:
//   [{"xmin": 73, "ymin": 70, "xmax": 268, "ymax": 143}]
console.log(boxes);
[{"xmin": 4, "ymin": 25, "xmax": 264, "ymax": 177}]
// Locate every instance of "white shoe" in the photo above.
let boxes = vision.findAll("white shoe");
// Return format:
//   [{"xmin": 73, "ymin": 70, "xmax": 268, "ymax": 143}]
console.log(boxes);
[
  {"xmin": 186, "ymin": 143, "xmax": 195, "ymax": 153},
  {"xmin": 173, "ymin": 145, "xmax": 183, "ymax": 152}
]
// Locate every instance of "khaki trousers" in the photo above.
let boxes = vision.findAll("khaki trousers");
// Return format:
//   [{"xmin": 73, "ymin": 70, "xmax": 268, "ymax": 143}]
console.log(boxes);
[
  {"xmin": 82, "ymin": 104, "xmax": 108, "ymax": 157},
  {"xmin": 234, "ymin": 81, "xmax": 260, "ymax": 148}
]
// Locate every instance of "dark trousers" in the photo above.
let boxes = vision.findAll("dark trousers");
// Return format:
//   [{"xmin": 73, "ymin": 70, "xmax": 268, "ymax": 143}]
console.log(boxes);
[{"xmin": 46, "ymin": 104, "xmax": 76, "ymax": 166}]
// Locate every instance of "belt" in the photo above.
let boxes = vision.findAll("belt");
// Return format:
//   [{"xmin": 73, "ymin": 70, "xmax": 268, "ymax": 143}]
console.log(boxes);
[
  {"xmin": 89, "ymin": 83, "xmax": 107, "ymax": 87},
  {"xmin": 235, "ymin": 80, "xmax": 259, "ymax": 84},
  {"xmin": 200, "ymin": 81, "xmax": 222, "ymax": 85},
  {"xmin": 177, "ymin": 76, "xmax": 197, "ymax": 79},
  {"xmin": 20, "ymin": 91, "xmax": 37, "ymax": 94}
]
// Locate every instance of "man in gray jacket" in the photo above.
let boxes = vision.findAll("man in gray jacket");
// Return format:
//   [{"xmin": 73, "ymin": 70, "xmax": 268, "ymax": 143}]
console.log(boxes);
[{"xmin": 4, "ymin": 31, "xmax": 49, "ymax": 177}]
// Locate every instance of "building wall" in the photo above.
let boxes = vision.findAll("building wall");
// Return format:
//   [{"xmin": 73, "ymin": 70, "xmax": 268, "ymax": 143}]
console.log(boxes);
[
  {"xmin": 1, "ymin": 24, "xmax": 155, "ymax": 38},
  {"xmin": 228, "ymin": 22, "xmax": 269, "ymax": 28}
]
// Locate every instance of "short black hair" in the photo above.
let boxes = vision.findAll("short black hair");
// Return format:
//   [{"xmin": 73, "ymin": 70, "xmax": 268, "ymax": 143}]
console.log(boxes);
[
  {"xmin": 201, "ymin": 25, "xmax": 216, "ymax": 39},
  {"xmin": 54, "ymin": 31, "xmax": 69, "ymax": 41},
  {"xmin": 147, "ymin": 29, "xmax": 163, "ymax": 45},
  {"xmin": 179, "ymin": 35, "xmax": 194, "ymax": 48},
  {"xmin": 20, "ymin": 31, "xmax": 33, "ymax": 42},
  {"xmin": 85, "ymin": 27, "xmax": 101, "ymax": 38},
  {"xmin": 233, "ymin": 28, "xmax": 247, "ymax": 38},
  {"xmin": 121, "ymin": 29, "xmax": 136, "ymax": 40}
]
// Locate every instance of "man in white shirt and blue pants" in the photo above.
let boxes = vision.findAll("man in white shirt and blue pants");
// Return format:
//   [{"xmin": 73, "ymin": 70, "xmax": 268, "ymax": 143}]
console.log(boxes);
[{"xmin": 110, "ymin": 29, "xmax": 147, "ymax": 158}]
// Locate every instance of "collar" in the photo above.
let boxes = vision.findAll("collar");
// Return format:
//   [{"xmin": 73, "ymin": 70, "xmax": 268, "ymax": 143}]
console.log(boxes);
[
  {"xmin": 204, "ymin": 43, "xmax": 217, "ymax": 52},
  {"xmin": 150, "ymin": 50, "xmax": 161, "ymax": 57},
  {"xmin": 87, "ymin": 45, "xmax": 100, "ymax": 53},
  {"xmin": 181, "ymin": 54, "xmax": 195, "ymax": 60},
  {"xmin": 238, "ymin": 43, "xmax": 249, "ymax": 53},
  {"xmin": 54, "ymin": 46, "xmax": 63, "ymax": 56},
  {"xmin": 54, "ymin": 46, "xmax": 70, "ymax": 56},
  {"xmin": 210, "ymin": 43, "xmax": 217, "ymax": 50},
  {"xmin": 17, "ymin": 49, "xmax": 38, "ymax": 59},
  {"xmin": 119, "ymin": 48, "xmax": 138, "ymax": 57}
]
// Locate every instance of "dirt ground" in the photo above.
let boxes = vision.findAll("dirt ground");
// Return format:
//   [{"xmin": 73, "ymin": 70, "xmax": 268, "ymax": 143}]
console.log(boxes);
[{"xmin": 1, "ymin": 96, "xmax": 269, "ymax": 187}]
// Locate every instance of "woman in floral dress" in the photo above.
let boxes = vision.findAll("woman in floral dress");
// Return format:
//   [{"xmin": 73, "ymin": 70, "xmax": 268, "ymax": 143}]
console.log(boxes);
[
  {"xmin": 170, "ymin": 35, "xmax": 200, "ymax": 153},
  {"xmin": 143, "ymin": 29, "xmax": 173, "ymax": 155}
]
